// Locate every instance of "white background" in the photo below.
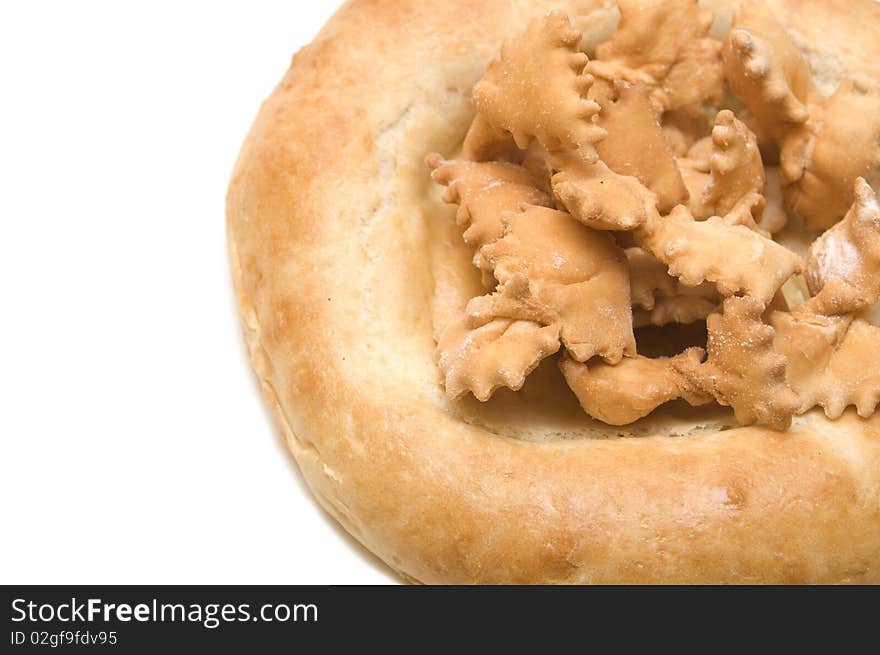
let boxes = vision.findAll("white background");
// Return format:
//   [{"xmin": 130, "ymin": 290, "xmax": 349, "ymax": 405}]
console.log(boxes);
[{"xmin": 0, "ymin": 1, "xmax": 396, "ymax": 583}]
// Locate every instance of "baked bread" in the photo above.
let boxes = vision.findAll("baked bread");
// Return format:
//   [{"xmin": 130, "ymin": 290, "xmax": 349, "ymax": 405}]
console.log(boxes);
[{"xmin": 227, "ymin": 0, "xmax": 880, "ymax": 583}]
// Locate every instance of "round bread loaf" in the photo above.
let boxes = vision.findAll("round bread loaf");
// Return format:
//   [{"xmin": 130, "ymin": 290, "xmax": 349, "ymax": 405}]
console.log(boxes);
[{"xmin": 227, "ymin": 0, "xmax": 880, "ymax": 583}]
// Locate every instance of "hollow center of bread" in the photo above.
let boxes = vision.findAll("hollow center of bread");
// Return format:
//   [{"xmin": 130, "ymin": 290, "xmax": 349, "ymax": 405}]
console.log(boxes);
[{"xmin": 426, "ymin": 4, "xmax": 880, "ymax": 436}]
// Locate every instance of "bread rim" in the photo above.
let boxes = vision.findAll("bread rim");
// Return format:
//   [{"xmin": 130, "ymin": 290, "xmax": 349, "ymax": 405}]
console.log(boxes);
[{"xmin": 227, "ymin": 0, "xmax": 880, "ymax": 584}]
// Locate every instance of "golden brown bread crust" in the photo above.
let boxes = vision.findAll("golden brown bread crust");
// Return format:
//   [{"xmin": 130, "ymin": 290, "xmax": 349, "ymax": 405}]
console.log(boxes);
[{"xmin": 227, "ymin": 0, "xmax": 880, "ymax": 583}]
